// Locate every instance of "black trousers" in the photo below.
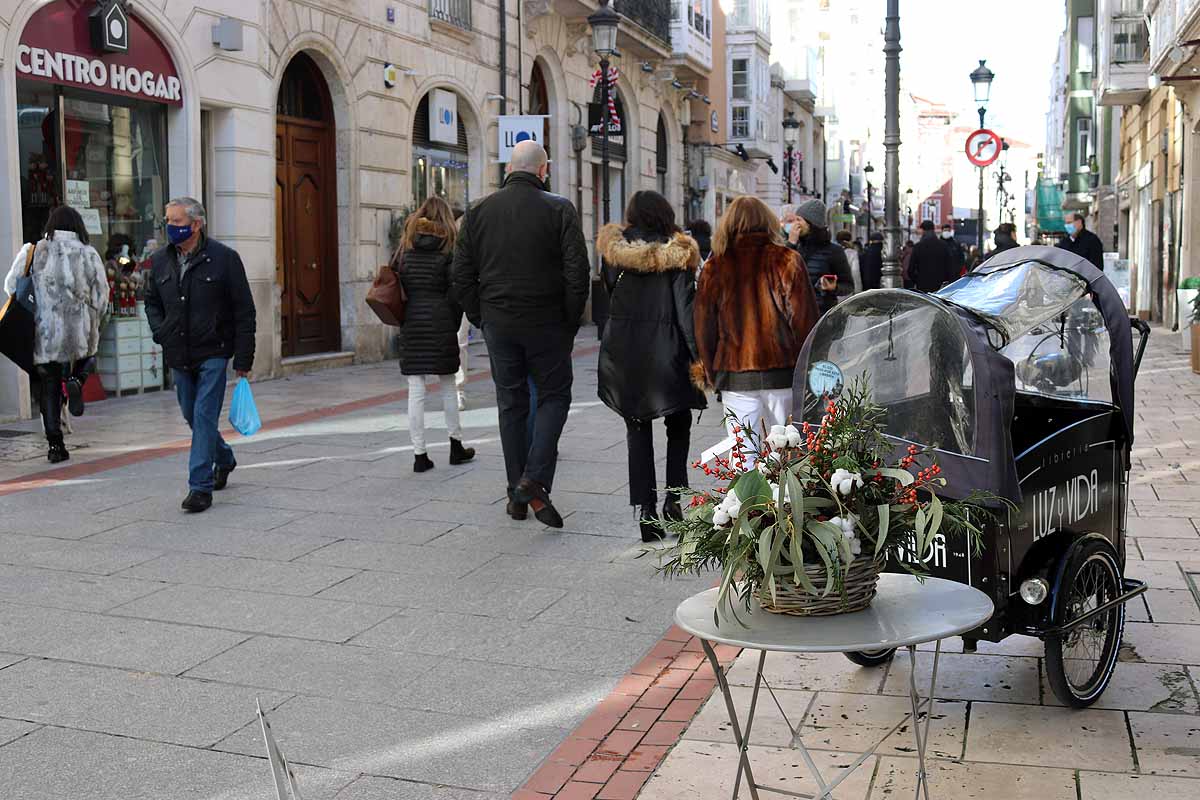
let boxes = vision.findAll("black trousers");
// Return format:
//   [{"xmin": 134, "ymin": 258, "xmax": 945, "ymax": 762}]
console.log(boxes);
[
  {"xmin": 33, "ymin": 358, "xmax": 93, "ymax": 440},
  {"xmin": 482, "ymin": 323, "xmax": 575, "ymax": 493},
  {"xmin": 625, "ymin": 410, "xmax": 692, "ymax": 507}
]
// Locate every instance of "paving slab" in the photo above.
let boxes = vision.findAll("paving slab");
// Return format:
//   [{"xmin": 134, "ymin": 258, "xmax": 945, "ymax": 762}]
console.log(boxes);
[
  {"xmin": 0, "ymin": 717, "xmax": 39, "ymax": 747},
  {"xmin": 1043, "ymin": 662, "xmax": 1198, "ymax": 713},
  {"xmin": 0, "ymin": 726, "xmax": 354, "ymax": 800},
  {"xmin": 295, "ymin": 538, "xmax": 500, "ymax": 576},
  {"xmin": 317, "ymin": 570, "xmax": 566, "ymax": 619},
  {"xmin": 1122, "ymin": 622, "xmax": 1200, "ymax": 664},
  {"xmin": 332, "ymin": 776, "xmax": 504, "ymax": 800},
  {"xmin": 0, "ymin": 507, "xmax": 133, "ymax": 540},
  {"xmin": 881, "ymin": 650, "xmax": 1042, "ymax": 704},
  {"xmin": 0, "ymin": 658, "xmax": 289, "ymax": 747},
  {"xmin": 1128, "ymin": 711, "xmax": 1200, "ymax": 777},
  {"xmin": 425, "ymin": 525, "xmax": 638, "ymax": 561},
  {"xmin": 0, "ymin": 563, "xmax": 163, "ymax": 612},
  {"xmin": 1145, "ymin": 588, "xmax": 1200, "ymax": 624},
  {"xmin": 214, "ymin": 694, "xmax": 567, "ymax": 792},
  {"xmin": 113, "ymin": 551, "xmax": 359, "ymax": 596},
  {"xmin": 108, "ymin": 583, "xmax": 398, "ymax": 642},
  {"xmin": 873, "ymin": 757, "xmax": 1078, "ymax": 799},
  {"xmin": 0, "ymin": 531, "xmax": 161, "ymax": 575},
  {"xmin": 0, "ymin": 601, "xmax": 247, "ymax": 674},
  {"xmin": 965, "ymin": 702, "xmax": 1134, "ymax": 770},
  {"xmin": 1126, "ymin": 516, "xmax": 1200, "ymax": 538},
  {"xmin": 97, "ymin": 496, "xmax": 312, "ymax": 530},
  {"xmin": 89, "ymin": 520, "xmax": 335, "ymax": 560},
  {"xmin": 1077, "ymin": 771, "xmax": 1200, "ymax": 798},
  {"xmin": 1126, "ymin": 560, "xmax": 1195, "ymax": 590},
  {"xmin": 183, "ymin": 635, "xmax": 439, "ymax": 706},
  {"xmin": 282, "ymin": 514, "xmax": 458, "ymax": 546},
  {"xmin": 724, "ymin": 650, "xmax": 888, "ymax": 695}
]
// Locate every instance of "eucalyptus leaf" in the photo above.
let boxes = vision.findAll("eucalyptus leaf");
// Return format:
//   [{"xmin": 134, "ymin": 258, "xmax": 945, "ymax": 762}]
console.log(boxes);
[
  {"xmin": 874, "ymin": 503, "xmax": 890, "ymax": 559},
  {"xmin": 875, "ymin": 467, "xmax": 916, "ymax": 486},
  {"xmin": 928, "ymin": 493, "xmax": 944, "ymax": 539},
  {"xmin": 733, "ymin": 469, "xmax": 773, "ymax": 510},
  {"xmin": 788, "ymin": 522, "xmax": 819, "ymax": 594},
  {"xmin": 914, "ymin": 506, "xmax": 929, "ymax": 563},
  {"xmin": 804, "ymin": 520, "xmax": 842, "ymax": 593}
]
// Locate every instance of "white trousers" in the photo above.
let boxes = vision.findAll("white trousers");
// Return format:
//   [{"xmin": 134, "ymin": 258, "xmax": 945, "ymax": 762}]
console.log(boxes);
[
  {"xmin": 408, "ymin": 374, "xmax": 462, "ymax": 454},
  {"xmin": 455, "ymin": 319, "xmax": 470, "ymax": 390},
  {"xmin": 722, "ymin": 389, "xmax": 793, "ymax": 463}
]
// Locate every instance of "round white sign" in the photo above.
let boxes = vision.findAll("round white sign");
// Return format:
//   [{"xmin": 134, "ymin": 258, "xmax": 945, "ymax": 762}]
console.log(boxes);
[{"xmin": 109, "ymin": 18, "xmax": 124, "ymax": 40}]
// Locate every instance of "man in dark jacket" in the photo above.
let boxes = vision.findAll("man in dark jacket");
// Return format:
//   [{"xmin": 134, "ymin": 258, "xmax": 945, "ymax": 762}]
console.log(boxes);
[
  {"xmin": 941, "ymin": 223, "xmax": 966, "ymax": 276},
  {"xmin": 145, "ymin": 198, "xmax": 256, "ymax": 513},
  {"xmin": 908, "ymin": 220, "xmax": 956, "ymax": 293},
  {"xmin": 452, "ymin": 141, "xmax": 589, "ymax": 527},
  {"xmin": 1057, "ymin": 213, "xmax": 1105, "ymax": 270},
  {"xmin": 860, "ymin": 232, "xmax": 883, "ymax": 290},
  {"xmin": 987, "ymin": 222, "xmax": 1020, "ymax": 258}
]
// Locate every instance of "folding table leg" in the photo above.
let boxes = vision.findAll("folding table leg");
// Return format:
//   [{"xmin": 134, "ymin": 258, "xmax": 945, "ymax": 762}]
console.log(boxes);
[
  {"xmin": 701, "ymin": 639, "xmax": 762, "ymax": 800},
  {"xmin": 905, "ymin": 641, "xmax": 942, "ymax": 800}
]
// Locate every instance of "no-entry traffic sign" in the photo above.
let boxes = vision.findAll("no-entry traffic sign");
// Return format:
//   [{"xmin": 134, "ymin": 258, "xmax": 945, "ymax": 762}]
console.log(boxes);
[{"xmin": 965, "ymin": 128, "xmax": 1001, "ymax": 167}]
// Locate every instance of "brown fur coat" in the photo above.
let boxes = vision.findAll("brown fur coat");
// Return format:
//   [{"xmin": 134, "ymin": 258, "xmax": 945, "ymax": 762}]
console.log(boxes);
[{"xmin": 693, "ymin": 232, "xmax": 820, "ymax": 390}]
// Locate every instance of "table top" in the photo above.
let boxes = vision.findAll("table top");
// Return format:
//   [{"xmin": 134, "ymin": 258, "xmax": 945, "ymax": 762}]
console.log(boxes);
[{"xmin": 674, "ymin": 573, "xmax": 995, "ymax": 653}]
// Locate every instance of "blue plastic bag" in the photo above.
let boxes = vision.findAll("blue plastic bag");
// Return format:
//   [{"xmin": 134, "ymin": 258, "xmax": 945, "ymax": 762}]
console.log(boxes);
[{"xmin": 229, "ymin": 378, "xmax": 262, "ymax": 436}]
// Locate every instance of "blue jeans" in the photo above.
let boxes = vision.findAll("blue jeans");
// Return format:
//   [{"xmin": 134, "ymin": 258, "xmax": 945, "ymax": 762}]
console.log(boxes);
[{"xmin": 174, "ymin": 358, "xmax": 235, "ymax": 492}]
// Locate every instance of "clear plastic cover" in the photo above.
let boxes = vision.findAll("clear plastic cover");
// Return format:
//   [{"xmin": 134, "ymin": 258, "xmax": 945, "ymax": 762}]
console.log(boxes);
[
  {"xmin": 937, "ymin": 262, "xmax": 1089, "ymax": 343},
  {"xmin": 801, "ymin": 293, "xmax": 977, "ymax": 455},
  {"xmin": 1002, "ymin": 297, "xmax": 1113, "ymax": 403}
]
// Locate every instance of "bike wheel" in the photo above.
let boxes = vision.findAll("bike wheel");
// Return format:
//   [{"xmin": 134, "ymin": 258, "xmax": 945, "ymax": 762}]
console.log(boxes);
[
  {"xmin": 1044, "ymin": 541, "xmax": 1125, "ymax": 708},
  {"xmin": 844, "ymin": 649, "xmax": 896, "ymax": 667}
]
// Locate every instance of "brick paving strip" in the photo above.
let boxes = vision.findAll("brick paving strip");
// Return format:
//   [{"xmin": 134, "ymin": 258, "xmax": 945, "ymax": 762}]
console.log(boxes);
[{"xmin": 515, "ymin": 626, "xmax": 742, "ymax": 800}]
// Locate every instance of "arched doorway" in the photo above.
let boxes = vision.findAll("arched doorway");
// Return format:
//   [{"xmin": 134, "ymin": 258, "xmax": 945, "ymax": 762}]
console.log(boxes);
[
  {"xmin": 528, "ymin": 62, "xmax": 552, "ymax": 182},
  {"xmin": 276, "ymin": 53, "xmax": 340, "ymax": 357}
]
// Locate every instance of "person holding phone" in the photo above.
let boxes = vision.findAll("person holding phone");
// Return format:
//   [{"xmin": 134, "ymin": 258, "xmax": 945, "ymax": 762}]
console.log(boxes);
[{"xmin": 794, "ymin": 198, "xmax": 852, "ymax": 315}]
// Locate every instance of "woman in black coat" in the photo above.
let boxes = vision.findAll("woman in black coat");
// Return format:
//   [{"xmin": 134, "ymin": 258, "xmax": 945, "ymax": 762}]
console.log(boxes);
[
  {"xmin": 597, "ymin": 191, "xmax": 706, "ymax": 541},
  {"xmin": 397, "ymin": 197, "xmax": 474, "ymax": 472}
]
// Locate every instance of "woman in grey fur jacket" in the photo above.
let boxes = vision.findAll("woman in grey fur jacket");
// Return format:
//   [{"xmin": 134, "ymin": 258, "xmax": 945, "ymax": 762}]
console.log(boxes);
[{"xmin": 4, "ymin": 206, "xmax": 109, "ymax": 462}]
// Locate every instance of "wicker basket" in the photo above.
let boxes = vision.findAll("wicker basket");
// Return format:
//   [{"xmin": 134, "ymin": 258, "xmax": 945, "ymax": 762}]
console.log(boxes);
[{"xmin": 758, "ymin": 557, "xmax": 885, "ymax": 617}]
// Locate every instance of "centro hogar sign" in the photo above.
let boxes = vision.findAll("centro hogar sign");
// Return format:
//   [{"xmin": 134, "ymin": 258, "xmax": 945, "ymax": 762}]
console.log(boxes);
[{"xmin": 16, "ymin": 46, "xmax": 181, "ymax": 103}]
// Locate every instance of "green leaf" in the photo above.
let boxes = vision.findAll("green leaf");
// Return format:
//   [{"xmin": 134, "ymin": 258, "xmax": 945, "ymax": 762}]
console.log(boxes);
[
  {"xmin": 875, "ymin": 467, "xmax": 916, "ymax": 487},
  {"xmin": 914, "ymin": 506, "xmax": 928, "ymax": 563},
  {"xmin": 757, "ymin": 522, "xmax": 775, "ymax": 575},
  {"xmin": 732, "ymin": 470, "xmax": 772, "ymax": 510},
  {"xmin": 874, "ymin": 504, "xmax": 890, "ymax": 559},
  {"xmin": 801, "ymin": 496, "xmax": 835, "ymax": 510},
  {"xmin": 928, "ymin": 493, "xmax": 944, "ymax": 540},
  {"xmin": 788, "ymin": 521, "xmax": 819, "ymax": 595},
  {"xmin": 805, "ymin": 520, "xmax": 843, "ymax": 593}
]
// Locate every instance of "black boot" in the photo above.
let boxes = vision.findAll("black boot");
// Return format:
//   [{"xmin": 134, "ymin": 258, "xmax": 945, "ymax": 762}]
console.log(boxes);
[
  {"xmin": 663, "ymin": 494, "xmax": 684, "ymax": 523},
  {"xmin": 449, "ymin": 438, "xmax": 475, "ymax": 465},
  {"xmin": 66, "ymin": 357, "xmax": 94, "ymax": 417},
  {"xmin": 47, "ymin": 433, "xmax": 69, "ymax": 464},
  {"xmin": 639, "ymin": 502, "xmax": 664, "ymax": 543},
  {"xmin": 414, "ymin": 453, "xmax": 435, "ymax": 473},
  {"xmin": 514, "ymin": 478, "xmax": 563, "ymax": 528}
]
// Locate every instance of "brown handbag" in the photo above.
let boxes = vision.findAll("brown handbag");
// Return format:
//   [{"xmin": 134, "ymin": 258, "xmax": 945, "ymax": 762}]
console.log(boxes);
[{"xmin": 365, "ymin": 247, "xmax": 407, "ymax": 326}]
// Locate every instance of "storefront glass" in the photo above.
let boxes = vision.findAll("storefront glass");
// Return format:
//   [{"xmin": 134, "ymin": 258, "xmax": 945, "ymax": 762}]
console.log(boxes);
[
  {"xmin": 16, "ymin": 84, "xmax": 59, "ymax": 244},
  {"xmin": 412, "ymin": 148, "xmax": 468, "ymax": 212}
]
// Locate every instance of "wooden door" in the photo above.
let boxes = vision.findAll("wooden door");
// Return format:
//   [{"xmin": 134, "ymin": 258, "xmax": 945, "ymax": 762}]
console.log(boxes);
[{"xmin": 276, "ymin": 118, "xmax": 339, "ymax": 356}]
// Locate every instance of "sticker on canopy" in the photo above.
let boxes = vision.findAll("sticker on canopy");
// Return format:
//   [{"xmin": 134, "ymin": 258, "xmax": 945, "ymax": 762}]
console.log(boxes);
[{"xmin": 808, "ymin": 361, "xmax": 844, "ymax": 398}]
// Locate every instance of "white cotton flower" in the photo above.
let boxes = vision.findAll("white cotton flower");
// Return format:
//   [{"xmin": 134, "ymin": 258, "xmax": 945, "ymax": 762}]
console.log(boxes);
[
  {"xmin": 785, "ymin": 425, "xmax": 803, "ymax": 448},
  {"xmin": 830, "ymin": 468, "xmax": 863, "ymax": 496},
  {"xmin": 712, "ymin": 507, "xmax": 731, "ymax": 526},
  {"xmin": 850, "ymin": 538, "xmax": 862, "ymax": 556},
  {"xmin": 829, "ymin": 514, "xmax": 857, "ymax": 539},
  {"xmin": 765, "ymin": 425, "xmax": 790, "ymax": 450},
  {"xmin": 769, "ymin": 482, "xmax": 781, "ymax": 503}
]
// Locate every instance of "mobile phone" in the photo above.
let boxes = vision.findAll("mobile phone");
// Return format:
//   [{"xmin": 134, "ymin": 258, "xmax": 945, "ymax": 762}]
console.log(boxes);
[{"xmin": 822, "ymin": 274, "xmax": 837, "ymax": 282}]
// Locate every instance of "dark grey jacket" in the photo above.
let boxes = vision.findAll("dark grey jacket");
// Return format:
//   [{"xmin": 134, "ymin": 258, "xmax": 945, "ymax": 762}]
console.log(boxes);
[{"xmin": 398, "ymin": 219, "xmax": 462, "ymax": 376}]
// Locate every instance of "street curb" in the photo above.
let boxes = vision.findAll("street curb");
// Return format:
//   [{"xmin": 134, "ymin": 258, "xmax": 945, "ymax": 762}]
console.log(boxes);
[
  {"xmin": 0, "ymin": 342, "xmax": 601, "ymax": 496},
  {"xmin": 514, "ymin": 629, "xmax": 743, "ymax": 800}
]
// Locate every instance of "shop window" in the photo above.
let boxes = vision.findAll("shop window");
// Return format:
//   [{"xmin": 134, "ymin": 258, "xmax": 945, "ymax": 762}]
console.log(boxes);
[
  {"xmin": 16, "ymin": 83, "xmax": 59, "ymax": 244},
  {"xmin": 1076, "ymin": 117, "xmax": 1092, "ymax": 170},
  {"xmin": 528, "ymin": 62, "xmax": 551, "ymax": 163},
  {"xmin": 412, "ymin": 93, "xmax": 469, "ymax": 212}
]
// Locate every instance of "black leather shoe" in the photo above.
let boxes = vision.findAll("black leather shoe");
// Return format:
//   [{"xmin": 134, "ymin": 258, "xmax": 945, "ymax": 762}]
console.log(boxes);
[
  {"xmin": 514, "ymin": 478, "xmax": 563, "ymax": 528},
  {"xmin": 414, "ymin": 453, "xmax": 435, "ymax": 473},
  {"xmin": 506, "ymin": 500, "xmax": 529, "ymax": 520},
  {"xmin": 449, "ymin": 438, "xmax": 475, "ymax": 465},
  {"xmin": 47, "ymin": 442, "xmax": 70, "ymax": 464},
  {"xmin": 213, "ymin": 462, "xmax": 236, "ymax": 491},
  {"xmin": 181, "ymin": 491, "xmax": 212, "ymax": 513},
  {"xmin": 65, "ymin": 378, "xmax": 85, "ymax": 417}
]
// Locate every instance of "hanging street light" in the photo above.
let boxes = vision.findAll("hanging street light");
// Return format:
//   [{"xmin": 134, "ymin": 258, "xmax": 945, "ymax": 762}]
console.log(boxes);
[
  {"xmin": 589, "ymin": 0, "xmax": 619, "ymax": 225},
  {"xmin": 783, "ymin": 111, "xmax": 801, "ymax": 204},
  {"xmin": 970, "ymin": 59, "xmax": 996, "ymax": 256}
]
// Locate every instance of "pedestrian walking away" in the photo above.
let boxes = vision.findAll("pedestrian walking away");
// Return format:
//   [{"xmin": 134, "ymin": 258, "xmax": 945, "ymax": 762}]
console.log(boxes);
[
  {"xmin": 695, "ymin": 196, "xmax": 819, "ymax": 449},
  {"xmin": 686, "ymin": 219, "xmax": 713, "ymax": 264},
  {"xmin": 396, "ymin": 196, "xmax": 475, "ymax": 473},
  {"xmin": 144, "ymin": 198, "xmax": 256, "ymax": 513},
  {"xmin": 835, "ymin": 229, "xmax": 863, "ymax": 294},
  {"xmin": 597, "ymin": 191, "xmax": 707, "ymax": 542},
  {"xmin": 900, "ymin": 238, "xmax": 915, "ymax": 289},
  {"xmin": 987, "ymin": 222, "xmax": 1020, "ymax": 259},
  {"xmin": 451, "ymin": 140, "xmax": 589, "ymax": 528},
  {"xmin": 793, "ymin": 197, "xmax": 852, "ymax": 314},
  {"xmin": 941, "ymin": 222, "xmax": 966, "ymax": 277},
  {"xmin": 4, "ymin": 206, "xmax": 108, "ymax": 463},
  {"xmin": 908, "ymin": 219, "xmax": 957, "ymax": 293},
  {"xmin": 860, "ymin": 231, "xmax": 883, "ymax": 291},
  {"xmin": 1057, "ymin": 212, "xmax": 1105, "ymax": 270}
]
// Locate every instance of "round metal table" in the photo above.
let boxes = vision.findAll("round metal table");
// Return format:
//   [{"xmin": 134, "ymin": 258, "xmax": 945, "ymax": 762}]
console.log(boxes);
[{"xmin": 675, "ymin": 573, "xmax": 994, "ymax": 800}]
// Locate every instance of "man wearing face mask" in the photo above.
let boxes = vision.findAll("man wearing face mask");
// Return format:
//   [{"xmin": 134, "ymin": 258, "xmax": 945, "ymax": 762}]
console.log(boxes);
[
  {"xmin": 1056, "ymin": 213, "xmax": 1105, "ymax": 270},
  {"xmin": 145, "ymin": 198, "xmax": 256, "ymax": 513},
  {"xmin": 940, "ymin": 223, "xmax": 965, "ymax": 277}
]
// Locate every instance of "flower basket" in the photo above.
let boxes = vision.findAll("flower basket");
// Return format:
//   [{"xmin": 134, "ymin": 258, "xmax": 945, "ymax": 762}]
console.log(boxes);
[{"xmin": 759, "ymin": 557, "xmax": 885, "ymax": 616}]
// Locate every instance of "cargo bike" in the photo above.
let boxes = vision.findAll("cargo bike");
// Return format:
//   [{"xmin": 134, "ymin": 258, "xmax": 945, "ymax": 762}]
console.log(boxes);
[{"xmin": 793, "ymin": 245, "xmax": 1150, "ymax": 707}]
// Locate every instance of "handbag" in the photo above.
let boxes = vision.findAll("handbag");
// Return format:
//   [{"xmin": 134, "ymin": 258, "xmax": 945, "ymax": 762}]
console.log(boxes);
[
  {"xmin": 0, "ymin": 242, "xmax": 38, "ymax": 374},
  {"xmin": 365, "ymin": 247, "xmax": 407, "ymax": 326}
]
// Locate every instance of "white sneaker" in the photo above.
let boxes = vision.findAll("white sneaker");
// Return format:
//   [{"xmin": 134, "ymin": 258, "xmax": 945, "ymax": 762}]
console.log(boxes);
[{"xmin": 457, "ymin": 391, "xmax": 467, "ymax": 411}]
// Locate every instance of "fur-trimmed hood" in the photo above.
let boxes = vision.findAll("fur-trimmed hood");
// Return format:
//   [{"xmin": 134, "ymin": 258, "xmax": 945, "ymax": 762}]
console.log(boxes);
[
  {"xmin": 597, "ymin": 224, "xmax": 700, "ymax": 273},
  {"xmin": 410, "ymin": 217, "xmax": 451, "ymax": 252}
]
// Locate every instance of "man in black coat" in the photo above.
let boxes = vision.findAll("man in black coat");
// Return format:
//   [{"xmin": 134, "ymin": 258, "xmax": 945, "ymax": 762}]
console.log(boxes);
[
  {"xmin": 941, "ymin": 223, "xmax": 965, "ymax": 277},
  {"xmin": 452, "ymin": 141, "xmax": 589, "ymax": 527},
  {"xmin": 1057, "ymin": 213, "xmax": 1105, "ymax": 270},
  {"xmin": 860, "ymin": 231, "xmax": 883, "ymax": 290},
  {"xmin": 908, "ymin": 220, "xmax": 956, "ymax": 293},
  {"xmin": 145, "ymin": 198, "xmax": 256, "ymax": 513}
]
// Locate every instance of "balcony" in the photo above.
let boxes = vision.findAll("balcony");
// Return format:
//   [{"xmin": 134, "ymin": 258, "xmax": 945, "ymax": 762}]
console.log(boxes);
[
  {"xmin": 785, "ymin": 79, "xmax": 817, "ymax": 106},
  {"xmin": 547, "ymin": 0, "xmax": 673, "ymax": 60},
  {"xmin": 429, "ymin": 0, "xmax": 471, "ymax": 31},
  {"xmin": 668, "ymin": 2, "xmax": 713, "ymax": 78},
  {"xmin": 1098, "ymin": 13, "xmax": 1149, "ymax": 104}
]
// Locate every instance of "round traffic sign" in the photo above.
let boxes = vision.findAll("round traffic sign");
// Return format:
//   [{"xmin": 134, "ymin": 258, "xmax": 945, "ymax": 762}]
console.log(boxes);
[{"xmin": 965, "ymin": 129, "xmax": 1001, "ymax": 167}]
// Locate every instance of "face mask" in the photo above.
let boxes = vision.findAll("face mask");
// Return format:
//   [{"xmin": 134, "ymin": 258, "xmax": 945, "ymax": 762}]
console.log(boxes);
[
  {"xmin": 941, "ymin": 231, "xmax": 953, "ymax": 239},
  {"xmin": 166, "ymin": 223, "xmax": 194, "ymax": 246},
  {"xmin": 783, "ymin": 223, "xmax": 793, "ymax": 235}
]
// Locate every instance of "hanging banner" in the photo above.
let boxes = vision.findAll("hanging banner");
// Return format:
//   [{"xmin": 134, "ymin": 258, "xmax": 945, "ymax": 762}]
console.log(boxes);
[
  {"xmin": 588, "ymin": 103, "xmax": 622, "ymax": 137},
  {"xmin": 498, "ymin": 115, "xmax": 549, "ymax": 163},
  {"xmin": 16, "ymin": 0, "xmax": 182, "ymax": 106},
  {"xmin": 429, "ymin": 88, "xmax": 459, "ymax": 145}
]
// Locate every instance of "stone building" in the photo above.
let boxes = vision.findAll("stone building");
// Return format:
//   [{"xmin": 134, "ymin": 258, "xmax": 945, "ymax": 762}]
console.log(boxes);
[{"xmin": 0, "ymin": 0, "xmax": 700, "ymax": 419}]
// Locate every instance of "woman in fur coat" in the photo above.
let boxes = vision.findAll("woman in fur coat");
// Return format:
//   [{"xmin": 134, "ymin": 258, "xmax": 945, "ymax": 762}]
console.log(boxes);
[
  {"xmin": 4, "ymin": 206, "xmax": 108, "ymax": 463},
  {"xmin": 396, "ymin": 196, "xmax": 474, "ymax": 473},
  {"xmin": 597, "ymin": 191, "xmax": 706, "ymax": 542},
  {"xmin": 694, "ymin": 195, "xmax": 820, "ymax": 445}
]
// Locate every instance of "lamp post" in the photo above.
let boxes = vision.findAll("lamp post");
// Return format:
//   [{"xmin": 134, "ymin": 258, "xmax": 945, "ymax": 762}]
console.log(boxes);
[
  {"xmin": 970, "ymin": 59, "xmax": 994, "ymax": 256},
  {"xmin": 783, "ymin": 111, "xmax": 800, "ymax": 204},
  {"xmin": 589, "ymin": 0, "xmax": 619, "ymax": 225},
  {"xmin": 864, "ymin": 162, "xmax": 875, "ymax": 241},
  {"xmin": 881, "ymin": 0, "xmax": 902, "ymax": 288}
]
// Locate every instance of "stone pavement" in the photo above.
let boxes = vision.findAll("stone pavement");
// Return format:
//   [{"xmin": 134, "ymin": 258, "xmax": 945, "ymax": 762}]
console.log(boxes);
[
  {"xmin": 0, "ymin": 328, "xmax": 719, "ymax": 799},
  {"xmin": 633, "ymin": 329, "xmax": 1200, "ymax": 800}
]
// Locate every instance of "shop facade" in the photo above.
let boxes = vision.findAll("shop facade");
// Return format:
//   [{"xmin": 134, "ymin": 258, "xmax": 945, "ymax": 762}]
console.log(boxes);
[{"xmin": 1, "ymin": 0, "xmax": 692, "ymax": 420}]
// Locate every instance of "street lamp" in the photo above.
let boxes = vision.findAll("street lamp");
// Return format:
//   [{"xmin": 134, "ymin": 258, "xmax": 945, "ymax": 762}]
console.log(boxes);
[
  {"xmin": 589, "ymin": 0, "xmax": 619, "ymax": 225},
  {"xmin": 904, "ymin": 188, "xmax": 913, "ymax": 238},
  {"xmin": 782, "ymin": 111, "xmax": 800, "ymax": 204},
  {"xmin": 864, "ymin": 163, "xmax": 875, "ymax": 241},
  {"xmin": 969, "ymin": 59, "xmax": 995, "ymax": 255}
]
